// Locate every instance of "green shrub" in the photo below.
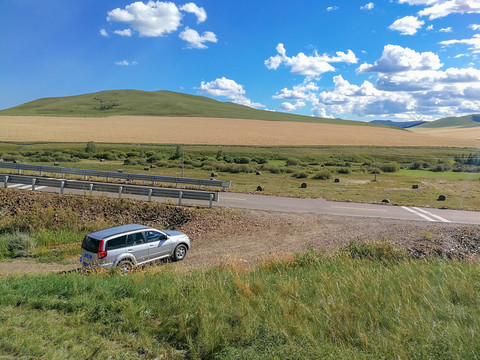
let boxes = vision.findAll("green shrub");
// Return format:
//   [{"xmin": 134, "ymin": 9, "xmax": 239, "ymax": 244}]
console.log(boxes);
[
  {"xmin": 286, "ymin": 158, "xmax": 300, "ymax": 166},
  {"xmin": 342, "ymin": 240, "xmax": 409, "ymax": 263},
  {"xmin": 85, "ymin": 141, "xmax": 97, "ymax": 153},
  {"xmin": 252, "ymin": 157, "xmax": 268, "ymax": 164},
  {"xmin": 337, "ymin": 168, "xmax": 350, "ymax": 174},
  {"xmin": 312, "ymin": 170, "xmax": 331, "ymax": 180},
  {"xmin": 380, "ymin": 162, "xmax": 399, "ymax": 173},
  {"xmin": 234, "ymin": 157, "xmax": 250, "ymax": 164},
  {"xmin": 292, "ymin": 172, "xmax": 308, "ymax": 179},
  {"xmin": 0, "ymin": 231, "xmax": 36, "ymax": 258}
]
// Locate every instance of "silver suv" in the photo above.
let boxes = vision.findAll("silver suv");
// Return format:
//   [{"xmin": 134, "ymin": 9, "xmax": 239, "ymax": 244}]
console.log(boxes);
[{"xmin": 80, "ymin": 224, "xmax": 190, "ymax": 273}]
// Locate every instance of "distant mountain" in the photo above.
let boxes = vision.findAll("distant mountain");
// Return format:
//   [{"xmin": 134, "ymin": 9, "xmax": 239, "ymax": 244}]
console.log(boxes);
[
  {"xmin": 0, "ymin": 89, "xmax": 393, "ymax": 128},
  {"xmin": 370, "ymin": 120, "xmax": 427, "ymax": 128},
  {"xmin": 416, "ymin": 114, "xmax": 480, "ymax": 128}
]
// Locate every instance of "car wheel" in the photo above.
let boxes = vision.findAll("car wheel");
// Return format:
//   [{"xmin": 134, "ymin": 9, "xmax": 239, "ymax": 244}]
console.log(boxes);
[
  {"xmin": 172, "ymin": 244, "xmax": 187, "ymax": 261},
  {"xmin": 118, "ymin": 260, "xmax": 133, "ymax": 275}
]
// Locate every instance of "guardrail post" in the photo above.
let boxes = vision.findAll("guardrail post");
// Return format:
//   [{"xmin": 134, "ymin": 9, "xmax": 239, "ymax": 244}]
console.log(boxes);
[
  {"xmin": 118, "ymin": 186, "xmax": 123, "ymax": 198},
  {"xmin": 40, "ymin": 171, "xmax": 43, "ymax": 176},
  {"xmin": 62, "ymin": 173, "xmax": 65, "ymax": 179},
  {"xmin": 84, "ymin": 174, "xmax": 88, "ymax": 180},
  {"xmin": 178, "ymin": 191, "xmax": 183, "ymax": 206},
  {"xmin": 32, "ymin": 178, "xmax": 36, "ymax": 191},
  {"xmin": 60, "ymin": 181, "xmax": 65, "ymax": 194},
  {"xmin": 4, "ymin": 175, "xmax": 9, "ymax": 188},
  {"xmin": 106, "ymin": 176, "xmax": 109, "ymax": 182},
  {"xmin": 89, "ymin": 183, "xmax": 94, "ymax": 192},
  {"xmin": 18, "ymin": 169, "xmax": 21, "ymax": 174},
  {"xmin": 148, "ymin": 189, "xmax": 152, "ymax": 202},
  {"xmin": 209, "ymin": 194, "xmax": 213, "ymax": 208}
]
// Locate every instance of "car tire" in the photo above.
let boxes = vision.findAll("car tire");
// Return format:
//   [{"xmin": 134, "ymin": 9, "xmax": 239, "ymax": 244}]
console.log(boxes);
[
  {"xmin": 172, "ymin": 244, "xmax": 187, "ymax": 262},
  {"xmin": 118, "ymin": 260, "xmax": 133, "ymax": 275}
]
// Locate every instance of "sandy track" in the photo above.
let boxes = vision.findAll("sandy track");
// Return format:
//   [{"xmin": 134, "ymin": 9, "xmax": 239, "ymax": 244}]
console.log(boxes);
[{"xmin": 1, "ymin": 116, "xmax": 478, "ymax": 147}]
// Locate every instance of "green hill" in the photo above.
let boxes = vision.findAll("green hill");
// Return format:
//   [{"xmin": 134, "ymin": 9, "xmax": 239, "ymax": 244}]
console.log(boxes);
[
  {"xmin": 416, "ymin": 114, "xmax": 480, "ymax": 128},
  {"xmin": 0, "ymin": 89, "xmax": 390, "ymax": 127}
]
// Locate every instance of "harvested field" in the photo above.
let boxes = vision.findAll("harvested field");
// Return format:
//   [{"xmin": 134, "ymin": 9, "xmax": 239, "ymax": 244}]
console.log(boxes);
[
  {"xmin": 410, "ymin": 126, "xmax": 480, "ymax": 141},
  {"xmin": 1, "ymin": 116, "xmax": 478, "ymax": 147}
]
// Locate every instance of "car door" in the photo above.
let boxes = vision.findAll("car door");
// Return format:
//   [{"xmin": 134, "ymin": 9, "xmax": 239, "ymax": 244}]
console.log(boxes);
[
  {"xmin": 144, "ymin": 230, "xmax": 173, "ymax": 260},
  {"xmin": 126, "ymin": 232, "xmax": 149, "ymax": 263}
]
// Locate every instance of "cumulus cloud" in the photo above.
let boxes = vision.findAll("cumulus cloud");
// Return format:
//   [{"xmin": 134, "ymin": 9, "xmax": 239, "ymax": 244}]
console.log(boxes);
[
  {"xmin": 198, "ymin": 77, "xmax": 264, "ymax": 109},
  {"xmin": 115, "ymin": 60, "xmax": 138, "ymax": 66},
  {"xmin": 441, "ymin": 33, "xmax": 480, "ymax": 53},
  {"xmin": 357, "ymin": 45, "xmax": 443, "ymax": 73},
  {"xmin": 389, "ymin": 15, "xmax": 424, "ymax": 35},
  {"xmin": 326, "ymin": 6, "xmax": 339, "ymax": 11},
  {"xmin": 280, "ymin": 101, "xmax": 306, "ymax": 112},
  {"xmin": 470, "ymin": 24, "xmax": 480, "ymax": 30},
  {"xmin": 418, "ymin": 0, "xmax": 480, "ymax": 20},
  {"xmin": 180, "ymin": 2, "xmax": 207, "ymax": 23},
  {"xmin": 265, "ymin": 43, "xmax": 358, "ymax": 76},
  {"xmin": 99, "ymin": 28, "xmax": 108, "ymax": 37},
  {"xmin": 114, "ymin": 29, "xmax": 133, "ymax": 37},
  {"xmin": 107, "ymin": 1, "xmax": 182, "ymax": 37},
  {"xmin": 179, "ymin": 27, "xmax": 217, "ymax": 48},
  {"xmin": 439, "ymin": 26, "xmax": 452, "ymax": 32},
  {"xmin": 361, "ymin": 2, "xmax": 375, "ymax": 10}
]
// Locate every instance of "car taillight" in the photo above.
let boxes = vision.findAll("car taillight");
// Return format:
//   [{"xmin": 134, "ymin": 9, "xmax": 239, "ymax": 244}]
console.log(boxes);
[{"xmin": 98, "ymin": 239, "xmax": 107, "ymax": 259}]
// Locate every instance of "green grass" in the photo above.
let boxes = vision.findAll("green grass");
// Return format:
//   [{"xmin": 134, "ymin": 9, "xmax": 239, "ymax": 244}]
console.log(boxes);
[
  {"xmin": 0, "ymin": 250, "xmax": 479, "ymax": 359},
  {"xmin": 417, "ymin": 114, "xmax": 480, "ymax": 128},
  {"xmin": 0, "ymin": 90, "xmax": 392, "ymax": 127}
]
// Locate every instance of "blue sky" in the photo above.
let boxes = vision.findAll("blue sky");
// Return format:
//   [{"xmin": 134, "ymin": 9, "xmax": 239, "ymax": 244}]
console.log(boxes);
[{"xmin": 1, "ymin": 0, "xmax": 479, "ymax": 121}]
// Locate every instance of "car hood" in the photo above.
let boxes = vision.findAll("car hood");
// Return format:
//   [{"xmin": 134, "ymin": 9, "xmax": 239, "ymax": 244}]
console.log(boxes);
[{"xmin": 163, "ymin": 230, "xmax": 186, "ymax": 237}]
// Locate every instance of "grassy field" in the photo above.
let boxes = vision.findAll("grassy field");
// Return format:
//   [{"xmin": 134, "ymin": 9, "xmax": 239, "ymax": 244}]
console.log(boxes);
[
  {"xmin": 1, "ymin": 249, "xmax": 479, "ymax": 359},
  {"xmin": 1, "ymin": 142, "xmax": 478, "ymax": 210}
]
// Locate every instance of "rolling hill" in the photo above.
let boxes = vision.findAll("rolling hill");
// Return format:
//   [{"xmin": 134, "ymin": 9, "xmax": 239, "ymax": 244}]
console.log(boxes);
[
  {"xmin": 416, "ymin": 114, "xmax": 480, "ymax": 128},
  {"xmin": 0, "ymin": 89, "xmax": 389, "ymax": 128},
  {"xmin": 370, "ymin": 120, "xmax": 427, "ymax": 128}
]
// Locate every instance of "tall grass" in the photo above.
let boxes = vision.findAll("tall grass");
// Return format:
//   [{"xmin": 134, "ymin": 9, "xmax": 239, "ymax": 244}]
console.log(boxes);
[{"xmin": 0, "ymin": 249, "xmax": 479, "ymax": 359}]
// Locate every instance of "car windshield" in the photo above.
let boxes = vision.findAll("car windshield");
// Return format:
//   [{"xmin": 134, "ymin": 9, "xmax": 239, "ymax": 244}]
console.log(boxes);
[{"xmin": 82, "ymin": 236, "xmax": 100, "ymax": 253}]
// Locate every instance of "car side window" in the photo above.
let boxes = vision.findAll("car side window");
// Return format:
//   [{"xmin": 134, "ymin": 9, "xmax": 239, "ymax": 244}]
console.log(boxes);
[
  {"xmin": 106, "ymin": 235, "xmax": 127, "ymax": 250},
  {"xmin": 127, "ymin": 232, "xmax": 146, "ymax": 245},
  {"xmin": 145, "ymin": 231, "xmax": 167, "ymax": 242}
]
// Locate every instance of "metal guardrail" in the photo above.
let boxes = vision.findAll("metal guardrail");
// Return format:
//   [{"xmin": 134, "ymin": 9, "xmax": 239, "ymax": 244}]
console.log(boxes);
[
  {"xmin": 0, "ymin": 162, "xmax": 231, "ymax": 190},
  {"xmin": 2, "ymin": 174, "xmax": 218, "ymax": 207}
]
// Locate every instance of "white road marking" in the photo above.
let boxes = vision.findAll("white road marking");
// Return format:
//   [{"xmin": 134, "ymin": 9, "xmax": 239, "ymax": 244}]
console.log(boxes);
[
  {"xmin": 18, "ymin": 185, "xmax": 32, "ymax": 190},
  {"xmin": 7, "ymin": 184, "xmax": 24, "ymax": 188},
  {"xmin": 34, "ymin": 186, "xmax": 47, "ymax": 191},
  {"xmin": 412, "ymin": 207, "xmax": 451, "ymax": 223},
  {"xmin": 401, "ymin": 206, "xmax": 436, "ymax": 222}
]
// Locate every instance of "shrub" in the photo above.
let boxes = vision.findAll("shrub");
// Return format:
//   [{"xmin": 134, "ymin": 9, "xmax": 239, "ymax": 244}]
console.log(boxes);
[
  {"xmin": 286, "ymin": 158, "xmax": 300, "ymax": 166},
  {"xmin": 292, "ymin": 172, "xmax": 308, "ymax": 179},
  {"xmin": 252, "ymin": 157, "xmax": 268, "ymax": 164},
  {"xmin": 337, "ymin": 168, "xmax": 350, "ymax": 174},
  {"xmin": 85, "ymin": 141, "xmax": 97, "ymax": 153},
  {"xmin": 0, "ymin": 231, "xmax": 36, "ymax": 258},
  {"xmin": 432, "ymin": 164, "xmax": 449, "ymax": 172},
  {"xmin": 312, "ymin": 170, "xmax": 331, "ymax": 180},
  {"xmin": 342, "ymin": 240, "xmax": 409, "ymax": 263},
  {"xmin": 380, "ymin": 162, "xmax": 399, "ymax": 173},
  {"xmin": 234, "ymin": 156, "xmax": 250, "ymax": 164}
]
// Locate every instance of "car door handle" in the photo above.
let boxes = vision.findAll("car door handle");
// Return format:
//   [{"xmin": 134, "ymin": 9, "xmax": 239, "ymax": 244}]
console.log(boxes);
[
  {"xmin": 148, "ymin": 244, "xmax": 156, "ymax": 248},
  {"xmin": 127, "ymin": 248, "xmax": 133, "ymax": 251}
]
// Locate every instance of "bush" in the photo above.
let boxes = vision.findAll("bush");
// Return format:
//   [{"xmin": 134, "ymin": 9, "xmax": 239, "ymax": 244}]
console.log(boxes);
[
  {"xmin": 234, "ymin": 156, "xmax": 250, "ymax": 164},
  {"xmin": 342, "ymin": 240, "xmax": 409, "ymax": 263},
  {"xmin": 312, "ymin": 170, "xmax": 331, "ymax": 180},
  {"xmin": 85, "ymin": 141, "xmax": 96, "ymax": 153},
  {"xmin": 380, "ymin": 162, "xmax": 399, "ymax": 173},
  {"xmin": 286, "ymin": 158, "xmax": 300, "ymax": 166},
  {"xmin": 337, "ymin": 168, "xmax": 350, "ymax": 174},
  {"xmin": 292, "ymin": 172, "xmax": 308, "ymax": 179},
  {"xmin": 0, "ymin": 231, "xmax": 36, "ymax": 258},
  {"xmin": 252, "ymin": 157, "xmax": 268, "ymax": 164}
]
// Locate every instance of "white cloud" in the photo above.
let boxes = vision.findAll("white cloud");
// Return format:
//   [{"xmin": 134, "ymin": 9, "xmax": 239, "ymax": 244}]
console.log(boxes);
[
  {"xmin": 439, "ymin": 26, "xmax": 452, "ymax": 32},
  {"xmin": 198, "ymin": 77, "xmax": 264, "ymax": 109},
  {"xmin": 440, "ymin": 33, "xmax": 480, "ymax": 53},
  {"xmin": 361, "ymin": 2, "xmax": 375, "ymax": 10},
  {"xmin": 326, "ymin": 6, "xmax": 339, "ymax": 11},
  {"xmin": 280, "ymin": 101, "xmax": 306, "ymax": 111},
  {"xmin": 273, "ymin": 81, "xmax": 319, "ymax": 101},
  {"xmin": 115, "ymin": 60, "xmax": 138, "ymax": 66},
  {"xmin": 114, "ymin": 29, "xmax": 133, "ymax": 37},
  {"xmin": 389, "ymin": 15, "xmax": 424, "ymax": 35},
  {"xmin": 357, "ymin": 45, "xmax": 442, "ymax": 73},
  {"xmin": 107, "ymin": 1, "xmax": 182, "ymax": 37},
  {"xmin": 265, "ymin": 43, "xmax": 357, "ymax": 76},
  {"xmin": 426, "ymin": 24, "xmax": 434, "ymax": 30},
  {"xmin": 418, "ymin": 0, "xmax": 480, "ymax": 20},
  {"xmin": 180, "ymin": 2, "xmax": 207, "ymax": 23},
  {"xmin": 179, "ymin": 27, "xmax": 217, "ymax": 49},
  {"xmin": 99, "ymin": 28, "xmax": 108, "ymax": 37},
  {"xmin": 470, "ymin": 24, "xmax": 480, "ymax": 30}
]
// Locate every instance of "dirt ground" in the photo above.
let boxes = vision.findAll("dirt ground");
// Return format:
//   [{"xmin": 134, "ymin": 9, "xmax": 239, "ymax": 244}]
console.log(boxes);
[
  {"xmin": 1, "ymin": 116, "xmax": 478, "ymax": 147},
  {"xmin": 1, "ymin": 208, "xmax": 478, "ymax": 276}
]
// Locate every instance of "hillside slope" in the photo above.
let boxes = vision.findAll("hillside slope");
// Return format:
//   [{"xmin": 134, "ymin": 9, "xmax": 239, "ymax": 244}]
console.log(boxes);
[
  {"xmin": 416, "ymin": 114, "xmax": 480, "ymax": 128},
  {"xmin": 0, "ymin": 89, "xmax": 388, "ymax": 127}
]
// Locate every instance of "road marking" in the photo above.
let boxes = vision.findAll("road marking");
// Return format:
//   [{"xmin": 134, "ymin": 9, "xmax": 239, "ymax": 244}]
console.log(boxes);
[
  {"xmin": 331, "ymin": 206, "xmax": 387, "ymax": 212},
  {"xmin": 34, "ymin": 186, "xmax": 47, "ymax": 191},
  {"xmin": 412, "ymin": 207, "xmax": 451, "ymax": 223},
  {"xmin": 7, "ymin": 184, "xmax": 24, "ymax": 188},
  {"xmin": 402, "ymin": 206, "xmax": 436, "ymax": 222}
]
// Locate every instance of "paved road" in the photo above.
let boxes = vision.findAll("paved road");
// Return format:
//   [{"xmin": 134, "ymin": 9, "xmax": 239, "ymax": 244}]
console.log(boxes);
[{"xmin": 2, "ymin": 180, "xmax": 479, "ymax": 225}]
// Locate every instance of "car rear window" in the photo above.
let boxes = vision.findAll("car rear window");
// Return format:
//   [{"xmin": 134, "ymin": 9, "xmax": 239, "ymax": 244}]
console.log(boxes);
[
  {"xmin": 82, "ymin": 236, "xmax": 100, "ymax": 253},
  {"xmin": 106, "ymin": 235, "xmax": 127, "ymax": 250}
]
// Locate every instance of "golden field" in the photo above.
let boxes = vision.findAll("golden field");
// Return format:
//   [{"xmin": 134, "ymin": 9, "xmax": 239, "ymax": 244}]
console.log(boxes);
[{"xmin": 0, "ymin": 116, "xmax": 478, "ymax": 147}]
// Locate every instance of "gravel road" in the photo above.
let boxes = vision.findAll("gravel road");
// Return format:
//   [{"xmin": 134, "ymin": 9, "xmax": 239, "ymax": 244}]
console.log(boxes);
[{"xmin": 1, "ymin": 208, "xmax": 478, "ymax": 276}]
